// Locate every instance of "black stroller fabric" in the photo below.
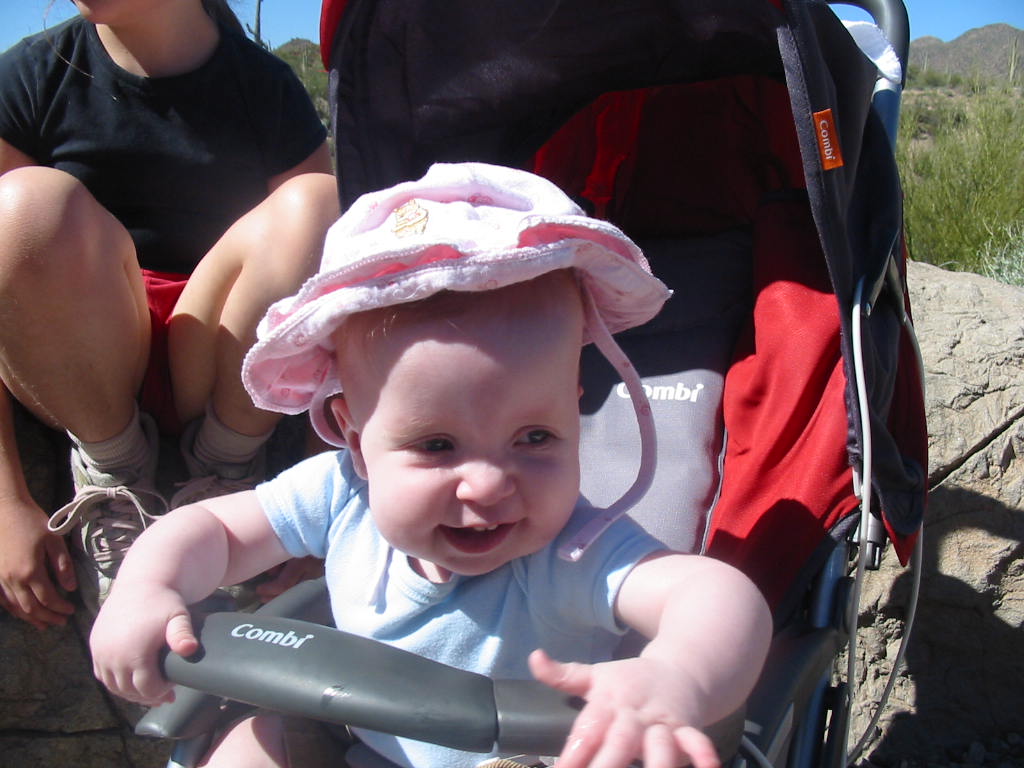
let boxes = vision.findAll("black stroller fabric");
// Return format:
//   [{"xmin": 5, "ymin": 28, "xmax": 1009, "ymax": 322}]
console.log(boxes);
[{"xmin": 327, "ymin": 0, "xmax": 783, "ymax": 207}]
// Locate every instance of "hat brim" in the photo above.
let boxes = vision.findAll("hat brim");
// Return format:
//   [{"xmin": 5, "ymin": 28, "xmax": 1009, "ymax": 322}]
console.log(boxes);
[
  {"xmin": 243, "ymin": 232, "xmax": 668, "ymax": 421},
  {"xmin": 242, "ymin": 163, "xmax": 671, "ymax": 447}
]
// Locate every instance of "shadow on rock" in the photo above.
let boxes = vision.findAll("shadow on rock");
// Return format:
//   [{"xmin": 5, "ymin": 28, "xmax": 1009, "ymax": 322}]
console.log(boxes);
[{"xmin": 861, "ymin": 483, "xmax": 1024, "ymax": 766}]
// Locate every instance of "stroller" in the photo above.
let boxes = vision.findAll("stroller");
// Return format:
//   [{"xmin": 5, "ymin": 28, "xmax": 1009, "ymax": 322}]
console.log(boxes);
[{"xmin": 134, "ymin": 0, "xmax": 928, "ymax": 765}]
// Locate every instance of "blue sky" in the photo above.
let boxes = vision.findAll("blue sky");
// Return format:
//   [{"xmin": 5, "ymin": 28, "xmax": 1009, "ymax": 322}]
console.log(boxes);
[{"xmin": 3, "ymin": 0, "xmax": 1022, "ymax": 55}]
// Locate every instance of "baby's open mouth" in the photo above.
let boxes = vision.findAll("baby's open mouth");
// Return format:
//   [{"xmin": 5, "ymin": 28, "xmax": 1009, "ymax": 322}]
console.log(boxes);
[{"xmin": 440, "ymin": 523, "xmax": 514, "ymax": 554}]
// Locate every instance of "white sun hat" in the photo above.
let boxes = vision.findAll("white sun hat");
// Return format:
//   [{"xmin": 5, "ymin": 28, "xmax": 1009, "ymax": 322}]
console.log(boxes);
[{"xmin": 243, "ymin": 161, "xmax": 670, "ymax": 561}]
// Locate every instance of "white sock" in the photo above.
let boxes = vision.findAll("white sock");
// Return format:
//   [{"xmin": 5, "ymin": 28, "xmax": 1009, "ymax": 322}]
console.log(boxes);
[
  {"xmin": 191, "ymin": 403, "xmax": 272, "ymax": 478},
  {"xmin": 69, "ymin": 405, "xmax": 150, "ymax": 479}
]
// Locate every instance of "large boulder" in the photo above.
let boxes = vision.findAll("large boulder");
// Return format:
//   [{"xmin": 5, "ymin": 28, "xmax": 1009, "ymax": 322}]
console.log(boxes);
[{"xmin": 849, "ymin": 261, "xmax": 1024, "ymax": 766}]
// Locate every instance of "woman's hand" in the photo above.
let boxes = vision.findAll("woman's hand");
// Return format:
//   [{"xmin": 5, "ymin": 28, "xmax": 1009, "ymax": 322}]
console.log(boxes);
[
  {"xmin": 254, "ymin": 556, "xmax": 324, "ymax": 602},
  {"xmin": 0, "ymin": 496, "xmax": 77, "ymax": 629}
]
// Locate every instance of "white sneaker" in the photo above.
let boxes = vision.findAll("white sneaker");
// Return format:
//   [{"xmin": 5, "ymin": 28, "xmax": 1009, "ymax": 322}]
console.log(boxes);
[
  {"xmin": 48, "ymin": 412, "xmax": 166, "ymax": 614},
  {"xmin": 168, "ymin": 417, "xmax": 266, "ymax": 509}
]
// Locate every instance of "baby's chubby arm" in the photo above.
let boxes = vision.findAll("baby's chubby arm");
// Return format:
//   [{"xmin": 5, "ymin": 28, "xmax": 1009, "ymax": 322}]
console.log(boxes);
[
  {"xmin": 89, "ymin": 491, "xmax": 290, "ymax": 706},
  {"xmin": 530, "ymin": 552, "xmax": 772, "ymax": 768}
]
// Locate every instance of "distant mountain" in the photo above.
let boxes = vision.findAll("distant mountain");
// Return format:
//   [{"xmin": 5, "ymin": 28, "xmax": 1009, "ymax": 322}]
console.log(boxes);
[
  {"xmin": 909, "ymin": 23, "xmax": 1023, "ymax": 83},
  {"xmin": 275, "ymin": 38, "xmax": 320, "ymax": 61},
  {"xmin": 272, "ymin": 38, "xmax": 329, "ymax": 124}
]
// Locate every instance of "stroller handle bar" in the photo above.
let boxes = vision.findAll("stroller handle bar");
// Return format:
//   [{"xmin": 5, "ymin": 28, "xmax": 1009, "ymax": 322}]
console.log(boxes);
[
  {"xmin": 162, "ymin": 612, "xmax": 540, "ymax": 753},
  {"xmin": 827, "ymin": 0, "xmax": 910, "ymax": 85},
  {"xmin": 156, "ymin": 611, "xmax": 744, "ymax": 758}
]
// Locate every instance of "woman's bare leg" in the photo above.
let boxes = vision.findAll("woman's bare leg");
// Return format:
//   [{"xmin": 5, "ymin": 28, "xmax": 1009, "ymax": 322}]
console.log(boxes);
[
  {"xmin": 0, "ymin": 167, "xmax": 155, "ymax": 611},
  {"xmin": 0, "ymin": 167, "xmax": 150, "ymax": 440},
  {"xmin": 169, "ymin": 172, "xmax": 338, "ymax": 435}
]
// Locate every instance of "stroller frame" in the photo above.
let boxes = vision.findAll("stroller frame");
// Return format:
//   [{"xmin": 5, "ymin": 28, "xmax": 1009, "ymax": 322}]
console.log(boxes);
[{"xmin": 135, "ymin": 1, "xmax": 928, "ymax": 766}]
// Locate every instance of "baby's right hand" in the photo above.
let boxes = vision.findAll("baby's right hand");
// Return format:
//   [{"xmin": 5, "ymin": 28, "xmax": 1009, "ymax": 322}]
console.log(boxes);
[{"xmin": 89, "ymin": 581, "xmax": 199, "ymax": 706}]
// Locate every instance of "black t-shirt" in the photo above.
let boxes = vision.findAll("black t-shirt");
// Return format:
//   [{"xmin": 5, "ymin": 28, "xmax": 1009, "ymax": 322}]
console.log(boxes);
[{"xmin": 0, "ymin": 18, "xmax": 327, "ymax": 273}]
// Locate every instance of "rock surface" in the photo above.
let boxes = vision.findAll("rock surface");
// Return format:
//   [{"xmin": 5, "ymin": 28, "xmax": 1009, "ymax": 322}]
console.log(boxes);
[
  {"xmin": 0, "ymin": 261, "xmax": 1020, "ymax": 767},
  {"xmin": 848, "ymin": 262, "xmax": 1024, "ymax": 767}
]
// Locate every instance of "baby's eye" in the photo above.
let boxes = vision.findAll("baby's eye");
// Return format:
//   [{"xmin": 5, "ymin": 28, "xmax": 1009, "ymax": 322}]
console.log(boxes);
[
  {"xmin": 418, "ymin": 437, "xmax": 454, "ymax": 453},
  {"xmin": 517, "ymin": 429, "xmax": 555, "ymax": 446}
]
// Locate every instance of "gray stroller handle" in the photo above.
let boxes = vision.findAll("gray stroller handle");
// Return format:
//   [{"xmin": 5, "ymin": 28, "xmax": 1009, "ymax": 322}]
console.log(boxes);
[
  {"xmin": 161, "ymin": 611, "xmax": 580, "ymax": 755},
  {"xmin": 155, "ymin": 610, "xmax": 746, "ymax": 759}
]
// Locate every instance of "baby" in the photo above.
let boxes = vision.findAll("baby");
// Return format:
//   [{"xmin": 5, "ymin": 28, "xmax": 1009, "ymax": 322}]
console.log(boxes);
[{"xmin": 90, "ymin": 163, "xmax": 771, "ymax": 768}]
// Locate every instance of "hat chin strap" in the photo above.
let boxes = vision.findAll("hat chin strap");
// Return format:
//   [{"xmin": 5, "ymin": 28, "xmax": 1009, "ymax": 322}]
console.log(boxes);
[
  {"xmin": 310, "ymin": 377, "xmax": 347, "ymax": 448},
  {"xmin": 558, "ymin": 290, "xmax": 658, "ymax": 562}
]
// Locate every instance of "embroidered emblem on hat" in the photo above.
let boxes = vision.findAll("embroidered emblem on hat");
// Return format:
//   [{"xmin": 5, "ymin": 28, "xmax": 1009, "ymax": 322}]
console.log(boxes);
[{"xmin": 392, "ymin": 200, "xmax": 429, "ymax": 238}]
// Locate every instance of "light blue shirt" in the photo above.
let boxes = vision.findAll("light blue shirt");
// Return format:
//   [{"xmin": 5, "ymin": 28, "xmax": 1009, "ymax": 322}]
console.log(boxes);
[{"xmin": 257, "ymin": 450, "xmax": 664, "ymax": 768}]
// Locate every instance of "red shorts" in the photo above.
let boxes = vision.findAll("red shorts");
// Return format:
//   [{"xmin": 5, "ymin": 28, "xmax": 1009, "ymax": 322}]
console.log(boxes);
[{"xmin": 139, "ymin": 269, "xmax": 190, "ymax": 435}]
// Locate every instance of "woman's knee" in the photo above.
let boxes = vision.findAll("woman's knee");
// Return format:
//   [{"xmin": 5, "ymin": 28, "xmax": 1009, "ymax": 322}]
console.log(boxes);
[
  {"xmin": 0, "ymin": 166, "xmax": 133, "ymax": 285},
  {"xmin": 268, "ymin": 172, "xmax": 340, "ymax": 228},
  {"xmin": 202, "ymin": 172, "xmax": 338, "ymax": 283}
]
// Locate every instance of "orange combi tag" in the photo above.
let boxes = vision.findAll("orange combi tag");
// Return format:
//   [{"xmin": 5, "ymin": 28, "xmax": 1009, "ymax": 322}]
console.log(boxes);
[{"xmin": 813, "ymin": 109, "xmax": 844, "ymax": 171}]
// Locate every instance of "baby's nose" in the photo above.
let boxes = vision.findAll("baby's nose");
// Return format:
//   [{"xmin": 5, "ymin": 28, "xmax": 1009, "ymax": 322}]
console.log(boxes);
[{"xmin": 455, "ymin": 460, "xmax": 514, "ymax": 506}]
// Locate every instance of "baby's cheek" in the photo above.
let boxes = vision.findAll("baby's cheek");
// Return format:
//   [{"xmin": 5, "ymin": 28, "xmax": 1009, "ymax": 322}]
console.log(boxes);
[{"xmin": 370, "ymin": 492, "xmax": 425, "ymax": 542}]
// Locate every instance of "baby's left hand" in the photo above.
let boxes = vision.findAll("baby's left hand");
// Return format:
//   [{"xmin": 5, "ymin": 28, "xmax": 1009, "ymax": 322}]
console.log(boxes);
[{"xmin": 529, "ymin": 649, "xmax": 720, "ymax": 768}]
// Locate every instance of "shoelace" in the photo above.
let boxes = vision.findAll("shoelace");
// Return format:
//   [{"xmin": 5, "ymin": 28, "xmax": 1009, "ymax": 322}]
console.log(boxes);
[
  {"xmin": 48, "ymin": 485, "xmax": 167, "ymax": 573},
  {"xmin": 169, "ymin": 473, "xmax": 257, "ymax": 509}
]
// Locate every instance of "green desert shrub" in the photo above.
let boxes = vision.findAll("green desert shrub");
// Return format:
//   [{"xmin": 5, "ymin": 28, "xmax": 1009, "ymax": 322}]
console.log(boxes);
[
  {"xmin": 980, "ymin": 221, "xmax": 1024, "ymax": 287},
  {"xmin": 898, "ymin": 87, "xmax": 1024, "ymax": 279}
]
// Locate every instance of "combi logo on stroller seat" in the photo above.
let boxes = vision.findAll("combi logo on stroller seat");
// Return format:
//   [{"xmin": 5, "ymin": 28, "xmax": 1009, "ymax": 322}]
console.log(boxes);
[
  {"xmin": 230, "ymin": 622, "xmax": 316, "ymax": 649},
  {"xmin": 615, "ymin": 381, "xmax": 705, "ymax": 403}
]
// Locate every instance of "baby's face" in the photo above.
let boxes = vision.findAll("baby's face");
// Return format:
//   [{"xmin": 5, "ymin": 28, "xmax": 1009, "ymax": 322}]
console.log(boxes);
[{"xmin": 332, "ymin": 281, "xmax": 583, "ymax": 583}]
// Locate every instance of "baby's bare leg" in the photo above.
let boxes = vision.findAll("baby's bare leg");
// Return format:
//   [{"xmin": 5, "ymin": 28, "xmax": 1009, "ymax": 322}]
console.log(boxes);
[{"xmin": 199, "ymin": 714, "xmax": 288, "ymax": 767}]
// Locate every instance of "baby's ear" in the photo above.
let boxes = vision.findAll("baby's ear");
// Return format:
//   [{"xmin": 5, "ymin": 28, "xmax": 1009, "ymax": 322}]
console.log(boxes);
[{"xmin": 329, "ymin": 396, "xmax": 367, "ymax": 478}]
